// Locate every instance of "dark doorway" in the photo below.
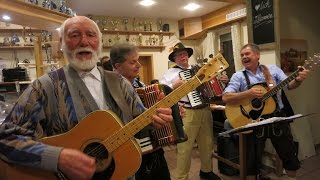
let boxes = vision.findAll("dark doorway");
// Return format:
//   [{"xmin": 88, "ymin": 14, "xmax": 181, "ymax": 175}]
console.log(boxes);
[{"xmin": 220, "ymin": 33, "xmax": 235, "ymax": 77}]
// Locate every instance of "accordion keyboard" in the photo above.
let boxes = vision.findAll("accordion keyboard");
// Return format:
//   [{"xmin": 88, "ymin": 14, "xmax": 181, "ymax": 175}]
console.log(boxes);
[{"xmin": 179, "ymin": 69, "xmax": 204, "ymax": 107}]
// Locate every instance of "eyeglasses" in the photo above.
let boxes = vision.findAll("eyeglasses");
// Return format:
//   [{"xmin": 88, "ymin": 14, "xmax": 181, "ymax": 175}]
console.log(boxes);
[{"xmin": 174, "ymin": 52, "xmax": 188, "ymax": 58}]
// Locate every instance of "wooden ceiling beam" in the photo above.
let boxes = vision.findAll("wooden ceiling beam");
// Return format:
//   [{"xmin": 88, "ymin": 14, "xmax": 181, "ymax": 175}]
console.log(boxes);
[
  {"xmin": 205, "ymin": 0, "xmax": 245, "ymax": 4},
  {"xmin": 202, "ymin": 3, "xmax": 247, "ymax": 30},
  {"xmin": 0, "ymin": 0, "xmax": 70, "ymax": 31}
]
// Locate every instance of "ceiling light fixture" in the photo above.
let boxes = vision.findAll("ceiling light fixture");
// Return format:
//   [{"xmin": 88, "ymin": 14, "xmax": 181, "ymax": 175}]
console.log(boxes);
[
  {"xmin": 139, "ymin": 0, "xmax": 155, "ymax": 7},
  {"xmin": 184, "ymin": 3, "xmax": 200, "ymax": 11},
  {"xmin": 2, "ymin": 15, "xmax": 11, "ymax": 21}
]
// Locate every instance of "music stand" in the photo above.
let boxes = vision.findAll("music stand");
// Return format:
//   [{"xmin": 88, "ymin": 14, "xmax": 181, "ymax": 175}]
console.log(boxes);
[
  {"xmin": 218, "ymin": 114, "xmax": 312, "ymax": 137},
  {"xmin": 213, "ymin": 113, "xmax": 314, "ymax": 180}
]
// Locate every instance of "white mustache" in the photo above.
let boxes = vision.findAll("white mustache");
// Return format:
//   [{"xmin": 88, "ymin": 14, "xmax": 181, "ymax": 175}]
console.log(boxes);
[{"xmin": 73, "ymin": 47, "xmax": 94, "ymax": 55}]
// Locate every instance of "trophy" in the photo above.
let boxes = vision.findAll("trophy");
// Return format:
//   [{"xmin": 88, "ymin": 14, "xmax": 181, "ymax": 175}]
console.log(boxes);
[
  {"xmin": 143, "ymin": 21, "xmax": 147, "ymax": 31},
  {"xmin": 138, "ymin": 33, "xmax": 143, "ymax": 46},
  {"xmin": 111, "ymin": 20, "xmax": 119, "ymax": 31},
  {"xmin": 42, "ymin": 0, "xmax": 56, "ymax": 10},
  {"xmin": 138, "ymin": 21, "xmax": 143, "ymax": 31},
  {"xmin": 114, "ymin": 33, "xmax": 121, "ymax": 43},
  {"xmin": 130, "ymin": 37, "xmax": 137, "ymax": 45},
  {"xmin": 41, "ymin": 30, "xmax": 48, "ymax": 42},
  {"xmin": 125, "ymin": 34, "xmax": 130, "ymax": 42},
  {"xmin": 47, "ymin": 32, "xmax": 53, "ymax": 42},
  {"xmin": 132, "ymin": 18, "xmax": 137, "ymax": 31},
  {"xmin": 102, "ymin": 19, "xmax": 108, "ymax": 30},
  {"xmin": 28, "ymin": 0, "xmax": 38, "ymax": 5},
  {"xmin": 150, "ymin": 35, "xmax": 158, "ymax": 46},
  {"xmin": 66, "ymin": 8, "xmax": 74, "ymax": 16},
  {"xmin": 28, "ymin": 28, "xmax": 34, "ymax": 43},
  {"xmin": 159, "ymin": 34, "xmax": 164, "ymax": 45},
  {"xmin": 149, "ymin": 21, "xmax": 153, "ymax": 32},
  {"xmin": 94, "ymin": 19, "xmax": 101, "ymax": 30},
  {"xmin": 59, "ymin": 0, "xmax": 67, "ymax": 14},
  {"xmin": 42, "ymin": 0, "xmax": 50, "ymax": 9},
  {"xmin": 158, "ymin": 18, "xmax": 163, "ymax": 32},
  {"xmin": 11, "ymin": 34, "xmax": 20, "ymax": 46},
  {"xmin": 3, "ymin": 37, "xmax": 10, "ymax": 46},
  {"xmin": 123, "ymin": 18, "xmax": 129, "ymax": 31}
]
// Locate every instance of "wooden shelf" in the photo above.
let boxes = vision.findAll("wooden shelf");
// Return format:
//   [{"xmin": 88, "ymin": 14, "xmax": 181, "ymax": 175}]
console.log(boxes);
[
  {"xmin": 0, "ymin": 0, "xmax": 70, "ymax": 31},
  {"xmin": 0, "ymin": 28, "xmax": 42, "ymax": 33},
  {"xmin": 0, "ymin": 81, "xmax": 32, "ymax": 94},
  {"xmin": 0, "ymin": 46, "xmax": 34, "ymax": 50},
  {"xmin": 179, "ymin": 30, "xmax": 208, "ymax": 40},
  {"xmin": 102, "ymin": 30, "xmax": 174, "ymax": 36},
  {"xmin": 0, "ymin": 81, "xmax": 32, "ymax": 85},
  {"xmin": 103, "ymin": 45, "xmax": 166, "ymax": 51}
]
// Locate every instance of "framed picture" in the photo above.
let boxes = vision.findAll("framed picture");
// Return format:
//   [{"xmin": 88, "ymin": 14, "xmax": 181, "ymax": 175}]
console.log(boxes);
[{"xmin": 280, "ymin": 39, "xmax": 308, "ymax": 74}]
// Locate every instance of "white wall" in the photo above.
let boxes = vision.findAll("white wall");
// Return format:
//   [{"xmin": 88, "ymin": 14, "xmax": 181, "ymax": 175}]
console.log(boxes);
[{"xmin": 279, "ymin": 0, "xmax": 320, "ymax": 147}]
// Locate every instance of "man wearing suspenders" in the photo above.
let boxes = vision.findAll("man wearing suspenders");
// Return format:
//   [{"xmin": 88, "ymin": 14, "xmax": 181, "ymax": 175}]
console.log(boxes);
[{"xmin": 222, "ymin": 43, "xmax": 309, "ymax": 180}]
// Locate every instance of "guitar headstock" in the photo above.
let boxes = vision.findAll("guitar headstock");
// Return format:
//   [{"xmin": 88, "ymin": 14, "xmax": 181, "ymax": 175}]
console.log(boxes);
[
  {"xmin": 195, "ymin": 53, "xmax": 229, "ymax": 83},
  {"xmin": 303, "ymin": 53, "xmax": 320, "ymax": 71}
]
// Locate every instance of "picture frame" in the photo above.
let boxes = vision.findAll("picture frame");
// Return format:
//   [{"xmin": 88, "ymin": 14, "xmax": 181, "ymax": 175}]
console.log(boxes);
[{"xmin": 280, "ymin": 39, "xmax": 308, "ymax": 74}]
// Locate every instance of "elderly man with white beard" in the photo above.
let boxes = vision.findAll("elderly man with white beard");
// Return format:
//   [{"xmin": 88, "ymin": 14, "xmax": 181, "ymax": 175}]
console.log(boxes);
[{"xmin": 0, "ymin": 16, "xmax": 172, "ymax": 180}]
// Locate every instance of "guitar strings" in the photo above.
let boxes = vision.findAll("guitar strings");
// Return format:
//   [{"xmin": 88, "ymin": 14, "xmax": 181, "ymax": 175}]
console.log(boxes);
[{"xmin": 84, "ymin": 77, "xmax": 199, "ymax": 158}]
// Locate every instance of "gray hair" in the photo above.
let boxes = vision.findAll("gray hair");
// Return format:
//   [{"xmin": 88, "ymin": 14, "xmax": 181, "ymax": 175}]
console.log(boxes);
[
  {"xmin": 110, "ymin": 43, "xmax": 139, "ymax": 67},
  {"xmin": 241, "ymin": 43, "xmax": 260, "ymax": 53},
  {"xmin": 59, "ymin": 16, "xmax": 102, "ymax": 44}
]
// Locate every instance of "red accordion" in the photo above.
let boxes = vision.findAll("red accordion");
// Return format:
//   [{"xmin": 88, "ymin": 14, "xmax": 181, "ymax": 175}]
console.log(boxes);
[
  {"xmin": 135, "ymin": 84, "xmax": 187, "ymax": 154},
  {"xmin": 179, "ymin": 64, "xmax": 226, "ymax": 107}
]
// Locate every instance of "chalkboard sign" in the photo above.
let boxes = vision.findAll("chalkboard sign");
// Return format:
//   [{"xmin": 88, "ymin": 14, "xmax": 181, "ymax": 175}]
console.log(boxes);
[{"xmin": 251, "ymin": 0, "xmax": 274, "ymax": 45}]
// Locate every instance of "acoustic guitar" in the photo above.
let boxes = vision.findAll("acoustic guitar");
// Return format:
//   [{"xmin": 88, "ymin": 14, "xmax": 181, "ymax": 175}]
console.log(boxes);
[
  {"xmin": 225, "ymin": 54, "xmax": 320, "ymax": 128},
  {"xmin": 0, "ymin": 53, "xmax": 229, "ymax": 180}
]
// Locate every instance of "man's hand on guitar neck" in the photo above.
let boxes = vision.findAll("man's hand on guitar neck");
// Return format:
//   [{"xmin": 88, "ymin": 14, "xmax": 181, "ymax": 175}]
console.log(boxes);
[
  {"xmin": 288, "ymin": 66, "xmax": 310, "ymax": 90},
  {"xmin": 58, "ymin": 148, "xmax": 96, "ymax": 180}
]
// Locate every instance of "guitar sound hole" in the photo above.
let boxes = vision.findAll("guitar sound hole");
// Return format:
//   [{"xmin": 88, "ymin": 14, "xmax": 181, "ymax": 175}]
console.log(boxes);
[
  {"xmin": 251, "ymin": 98, "xmax": 262, "ymax": 109},
  {"xmin": 83, "ymin": 142, "xmax": 108, "ymax": 162},
  {"xmin": 82, "ymin": 142, "xmax": 115, "ymax": 179}
]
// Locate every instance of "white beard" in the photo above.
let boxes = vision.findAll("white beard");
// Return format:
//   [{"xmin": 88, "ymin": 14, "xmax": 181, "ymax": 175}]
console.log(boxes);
[{"xmin": 61, "ymin": 43, "xmax": 100, "ymax": 71}]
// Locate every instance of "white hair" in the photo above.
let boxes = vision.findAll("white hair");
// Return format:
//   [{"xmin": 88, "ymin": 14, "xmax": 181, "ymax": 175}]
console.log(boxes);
[
  {"xmin": 59, "ymin": 16, "xmax": 103, "ymax": 71},
  {"xmin": 59, "ymin": 16, "xmax": 102, "ymax": 51}
]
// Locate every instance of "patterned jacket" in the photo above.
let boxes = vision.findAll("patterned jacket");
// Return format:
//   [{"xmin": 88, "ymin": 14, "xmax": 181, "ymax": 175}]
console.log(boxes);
[{"xmin": 0, "ymin": 65, "xmax": 145, "ymax": 174}]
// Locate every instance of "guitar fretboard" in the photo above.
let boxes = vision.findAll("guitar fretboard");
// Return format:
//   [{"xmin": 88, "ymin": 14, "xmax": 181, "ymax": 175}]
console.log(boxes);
[
  {"xmin": 262, "ymin": 68, "xmax": 301, "ymax": 101},
  {"xmin": 105, "ymin": 76, "xmax": 202, "ymax": 152}
]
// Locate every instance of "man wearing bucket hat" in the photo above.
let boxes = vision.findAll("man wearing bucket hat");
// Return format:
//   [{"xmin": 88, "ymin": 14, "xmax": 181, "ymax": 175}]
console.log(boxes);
[{"xmin": 160, "ymin": 43, "xmax": 221, "ymax": 180}]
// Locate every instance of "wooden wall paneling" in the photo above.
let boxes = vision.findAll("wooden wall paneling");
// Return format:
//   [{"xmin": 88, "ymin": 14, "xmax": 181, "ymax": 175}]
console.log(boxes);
[{"xmin": 202, "ymin": 3, "xmax": 247, "ymax": 30}]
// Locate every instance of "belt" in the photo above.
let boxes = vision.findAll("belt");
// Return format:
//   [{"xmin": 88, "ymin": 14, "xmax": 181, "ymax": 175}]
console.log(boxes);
[{"xmin": 183, "ymin": 104, "xmax": 208, "ymax": 110}]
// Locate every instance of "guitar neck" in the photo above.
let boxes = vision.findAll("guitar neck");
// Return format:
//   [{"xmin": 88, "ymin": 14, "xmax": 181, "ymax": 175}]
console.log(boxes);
[
  {"xmin": 262, "ymin": 68, "xmax": 300, "ymax": 101},
  {"xmin": 106, "ymin": 76, "xmax": 202, "ymax": 152}
]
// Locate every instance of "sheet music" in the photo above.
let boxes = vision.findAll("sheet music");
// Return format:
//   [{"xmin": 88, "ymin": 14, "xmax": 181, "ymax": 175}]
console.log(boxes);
[{"xmin": 219, "ymin": 114, "xmax": 305, "ymax": 136}]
